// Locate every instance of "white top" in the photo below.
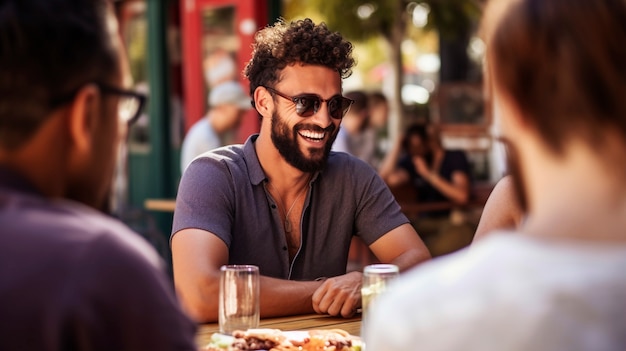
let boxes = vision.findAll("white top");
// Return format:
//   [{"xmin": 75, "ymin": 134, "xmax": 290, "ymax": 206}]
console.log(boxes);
[
  {"xmin": 363, "ymin": 232, "xmax": 626, "ymax": 351},
  {"xmin": 180, "ymin": 118, "xmax": 220, "ymax": 173}
]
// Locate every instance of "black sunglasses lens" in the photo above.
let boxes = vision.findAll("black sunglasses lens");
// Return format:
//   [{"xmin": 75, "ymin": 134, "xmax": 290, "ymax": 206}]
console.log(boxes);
[
  {"xmin": 290, "ymin": 93, "xmax": 351, "ymax": 119},
  {"xmin": 294, "ymin": 95, "xmax": 320, "ymax": 117},
  {"xmin": 328, "ymin": 97, "xmax": 352, "ymax": 119}
]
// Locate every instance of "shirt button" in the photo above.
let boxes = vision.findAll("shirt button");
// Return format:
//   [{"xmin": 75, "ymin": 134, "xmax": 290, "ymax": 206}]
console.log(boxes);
[{"xmin": 271, "ymin": 204, "xmax": 276, "ymax": 209}]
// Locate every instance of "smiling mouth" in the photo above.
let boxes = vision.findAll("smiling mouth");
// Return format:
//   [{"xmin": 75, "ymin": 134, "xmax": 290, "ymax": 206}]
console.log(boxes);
[{"xmin": 298, "ymin": 130, "xmax": 326, "ymax": 142}]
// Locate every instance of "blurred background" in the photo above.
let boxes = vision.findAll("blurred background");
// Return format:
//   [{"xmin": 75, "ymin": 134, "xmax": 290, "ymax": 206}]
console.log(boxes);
[{"xmin": 112, "ymin": 0, "xmax": 494, "ymax": 265}]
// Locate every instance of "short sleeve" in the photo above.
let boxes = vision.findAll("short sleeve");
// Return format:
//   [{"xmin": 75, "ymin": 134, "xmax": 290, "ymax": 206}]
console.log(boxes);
[
  {"xmin": 350, "ymin": 157, "xmax": 409, "ymax": 245},
  {"xmin": 172, "ymin": 154, "xmax": 236, "ymax": 247}
]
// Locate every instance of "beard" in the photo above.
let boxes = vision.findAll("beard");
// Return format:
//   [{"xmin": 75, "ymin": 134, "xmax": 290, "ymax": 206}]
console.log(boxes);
[
  {"xmin": 270, "ymin": 110, "xmax": 338, "ymax": 173},
  {"xmin": 502, "ymin": 138, "xmax": 528, "ymax": 214}
]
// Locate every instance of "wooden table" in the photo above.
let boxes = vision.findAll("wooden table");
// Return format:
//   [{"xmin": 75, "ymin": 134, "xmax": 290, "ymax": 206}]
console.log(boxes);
[
  {"xmin": 195, "ymin": 313, "xmax": 362, "ymax": 348},
  {"xmin": 144, "ymin": 198, "xmax": 176, "ymax": 212}
]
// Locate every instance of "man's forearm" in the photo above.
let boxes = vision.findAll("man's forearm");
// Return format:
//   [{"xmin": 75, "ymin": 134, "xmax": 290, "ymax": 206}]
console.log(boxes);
[
  {"xmin": 184, "ymin": 275, "xmax": 326, "ymax": 322},
  {"xmin": 259, "ymin": 276, "xmax": 325, "ymax": 318}
]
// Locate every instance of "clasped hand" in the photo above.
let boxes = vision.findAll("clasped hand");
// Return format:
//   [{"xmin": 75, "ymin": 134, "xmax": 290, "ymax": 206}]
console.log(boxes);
[{"xmin": 311, "ymin": 271, "xmax": 362, "ymax": 318}]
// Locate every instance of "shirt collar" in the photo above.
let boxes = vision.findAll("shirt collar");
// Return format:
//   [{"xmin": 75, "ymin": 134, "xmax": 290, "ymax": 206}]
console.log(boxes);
[{"xmin": 243, "ymin": 134, "xmax": 266, "ymax": 186}]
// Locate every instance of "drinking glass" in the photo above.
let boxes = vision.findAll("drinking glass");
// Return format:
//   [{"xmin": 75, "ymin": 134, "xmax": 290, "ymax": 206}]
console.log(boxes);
[
  {"xmin": 361, "ymin": 264, "xmax": 399, "ymax": 322},
  {"xmin": 219, "ymin": 265, "xmax": 260, "ymax": 334}
]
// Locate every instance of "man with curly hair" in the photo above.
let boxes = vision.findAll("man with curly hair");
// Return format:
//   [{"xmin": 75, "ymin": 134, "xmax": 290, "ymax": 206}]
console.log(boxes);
[{"xmin": 171, "ymin": 18, "xmax": 430, "ymax": 322}]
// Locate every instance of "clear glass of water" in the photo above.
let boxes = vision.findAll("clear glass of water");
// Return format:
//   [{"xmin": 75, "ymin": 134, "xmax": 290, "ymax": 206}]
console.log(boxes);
[{"xmin": 219, "ymin": 265, "xmax": 260, "ymax": 334}]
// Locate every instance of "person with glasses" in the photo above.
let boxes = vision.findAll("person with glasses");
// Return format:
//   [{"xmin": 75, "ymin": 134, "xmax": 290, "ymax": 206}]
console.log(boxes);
[
  {"xmin": 0, "ymin": 1, "xmax": 196, "ymax": 350},
  {"xmin": 171, "ymin": 18, "xmax": 431, "ymax": 323}
]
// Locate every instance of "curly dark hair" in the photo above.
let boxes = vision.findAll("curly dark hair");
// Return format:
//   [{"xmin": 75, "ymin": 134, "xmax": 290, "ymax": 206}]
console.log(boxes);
[{"xmin": 243, "ymin": 18, "xmax": 355, "ymax": 107}]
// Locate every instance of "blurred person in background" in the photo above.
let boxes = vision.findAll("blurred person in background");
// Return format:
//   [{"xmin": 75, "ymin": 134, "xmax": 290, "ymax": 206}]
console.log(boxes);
[
  {"xmin": 203, "ymin": 48, "xmax": 237, "ymax": 89},
  {"xmin": 180, "ymin": 80, "xmax": 251, "ymax": 172},
  {"xmin": 171, "ymin": 18, "xmax": 430, "ymax": 323},
  {"xmin": 379, "ymin": 122, "xmax": 472, "ymax": 255},
  {"xmin": 365, "ymin": 0, "xmax": 626, "ymax": 349},
  {"xmin": 379, "ymin": 123, "xmax": 471, "ymax": 206},
  {"xmin": 331, "ymin": 90, "xmax": 375, "ymax": 165},
  {"xmin": 0, "ymin": 0, "xmax": 196, "ymax": 349},
  {"xmin": 366, "ymin": 91, "xmax": 391, "ymax": 169}
]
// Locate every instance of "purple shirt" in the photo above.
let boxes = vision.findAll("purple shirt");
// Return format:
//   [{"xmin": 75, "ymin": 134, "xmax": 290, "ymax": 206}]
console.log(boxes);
[
  {"xmin": 0, "ymin": 166, "xmax": 196, "ymax": 351},
  {"xmin": 172, "ymin": 134, "xmax": 409, "ymax": 280}
]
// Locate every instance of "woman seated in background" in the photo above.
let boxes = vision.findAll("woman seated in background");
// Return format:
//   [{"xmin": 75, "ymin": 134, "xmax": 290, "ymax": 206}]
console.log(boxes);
[{"xmin": 379, "ymin": 123, "xmax": 473, "ymax": 256}]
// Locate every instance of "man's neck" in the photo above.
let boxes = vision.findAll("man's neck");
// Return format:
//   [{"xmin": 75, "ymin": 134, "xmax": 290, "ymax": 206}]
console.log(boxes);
[
  {"xmin": 0, "ymin": 114, "xmax": 69, "ymax": 200},
  {"xmin": 523, "ymin": 198, "xmax": 626, "ymax": 243}
]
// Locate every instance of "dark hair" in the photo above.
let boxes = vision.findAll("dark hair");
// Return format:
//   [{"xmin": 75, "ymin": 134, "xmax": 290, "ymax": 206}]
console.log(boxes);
[
  {"xmin": 345, "ymin": 91, "xmax": 368, "ymax": 114},
  {"xmin": 401, "ymin": 123, "xmax": 429, "ymax": 153},
  {"xmin": 482, "ymin": 0, "xmax": 626, "ymax": 155},
  {"xmin": 243, "ymin": 18, "xmax": 355, "ymax": 109},
  {"xmin": 0, "ymin": 0, "xmax": 119, "ymax": 150},
  {"xmin": 368, "ymin": 91, "xmax": 388, "ymax": 108}
]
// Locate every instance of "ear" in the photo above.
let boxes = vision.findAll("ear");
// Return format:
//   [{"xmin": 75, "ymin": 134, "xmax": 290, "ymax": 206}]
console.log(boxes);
[
  {"xmin": 67, "ymin": 84, "xmax": 101, "ymax": 154},
  {"xmin": 253, "ymin": 86, "xmax": 274, "ymax": 119}
]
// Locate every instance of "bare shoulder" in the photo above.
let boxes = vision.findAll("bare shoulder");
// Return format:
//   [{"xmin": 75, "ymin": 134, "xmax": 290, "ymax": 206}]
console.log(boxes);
[{"xmin": 473, "ymin": 176, "xmax": 524, "ymax": 242}]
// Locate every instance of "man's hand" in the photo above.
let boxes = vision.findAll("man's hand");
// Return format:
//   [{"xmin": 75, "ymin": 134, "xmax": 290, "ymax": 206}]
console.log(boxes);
[{"xmin": 311, "ymin": 271, "xmax": 363, "ymax": 318}]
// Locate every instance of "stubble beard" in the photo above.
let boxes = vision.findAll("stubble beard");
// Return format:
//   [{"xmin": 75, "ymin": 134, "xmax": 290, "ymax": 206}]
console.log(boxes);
[{"xmin": 270, "ymin": 110, "xmax": 338, "ymax": 173}]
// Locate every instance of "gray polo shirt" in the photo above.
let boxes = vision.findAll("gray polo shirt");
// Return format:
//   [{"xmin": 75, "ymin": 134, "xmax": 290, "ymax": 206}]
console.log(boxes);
[{"xmin": 172, "ymin": 134, "xmax": 409, "ymax": 280}]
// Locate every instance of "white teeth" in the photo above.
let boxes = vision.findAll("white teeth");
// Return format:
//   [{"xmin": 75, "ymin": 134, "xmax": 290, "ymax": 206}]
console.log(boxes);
[{"xmin": 299, "ymin": 130, "xmax": 325, "ymax": 140}]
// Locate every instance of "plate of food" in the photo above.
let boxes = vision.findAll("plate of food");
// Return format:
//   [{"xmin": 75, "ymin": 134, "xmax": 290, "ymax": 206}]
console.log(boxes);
[{"xmin": 204, "ymin": 328, "xmax": 362, "ymax": 351}]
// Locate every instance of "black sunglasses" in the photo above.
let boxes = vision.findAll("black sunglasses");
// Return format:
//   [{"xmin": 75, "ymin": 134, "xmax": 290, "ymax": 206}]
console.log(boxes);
[
  {"xmin": 49, "ymin": 83, "xmax": 147, "ymax": 126},
  {"xmin": 264, "ymin": 86, "xmax": 354, "ymax": 119}
]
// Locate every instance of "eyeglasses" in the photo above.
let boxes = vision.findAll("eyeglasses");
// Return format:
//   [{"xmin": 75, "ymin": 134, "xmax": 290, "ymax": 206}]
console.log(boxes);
[
  {"xmin": 98, "ymin": 84, "xmax": 147, "ymax": 126},
  {"xmin": 264, "ymin": 86, "xmax": 354, "ymax": 119},
  {"xmin": 49, "ymin": 83, "xmax": 147, "ymax": 126}
]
